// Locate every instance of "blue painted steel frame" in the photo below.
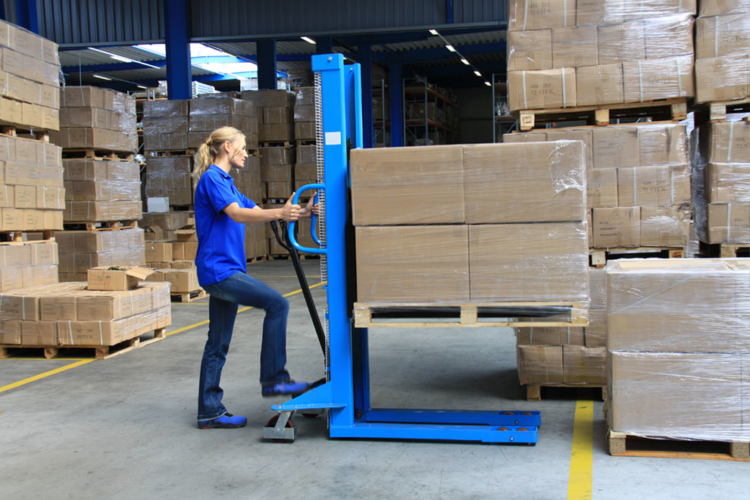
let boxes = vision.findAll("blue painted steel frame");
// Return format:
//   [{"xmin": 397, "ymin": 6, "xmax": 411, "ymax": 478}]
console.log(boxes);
[
  {"xmin": 163, "ymin": 0, "xmax": 192, "ymax": 100},
  {"xmin": 276, "ymin": 53, "xmax": 539, "ymax": 444}
]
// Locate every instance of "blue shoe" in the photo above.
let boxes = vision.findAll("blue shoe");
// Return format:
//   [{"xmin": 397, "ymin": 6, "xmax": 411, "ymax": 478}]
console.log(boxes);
[
  {"xmin": 198, "ymin": 413, "xmax": 247, "ymax": 429},
  {"xmin": 262, "ymin": 380, "xmax": 310, "ymax": 398}
]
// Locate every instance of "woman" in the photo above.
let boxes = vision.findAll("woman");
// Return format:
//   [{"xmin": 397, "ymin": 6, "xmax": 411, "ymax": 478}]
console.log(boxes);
[{"xmin": 192, "ymin": 126, "xmax": 317, "ymax": 429}]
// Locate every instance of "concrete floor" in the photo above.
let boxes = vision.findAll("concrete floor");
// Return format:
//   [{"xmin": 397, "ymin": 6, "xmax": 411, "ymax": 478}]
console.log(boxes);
[{"xmin": 0, "ymin": 260, "xmax": 748, "ymax": 499}]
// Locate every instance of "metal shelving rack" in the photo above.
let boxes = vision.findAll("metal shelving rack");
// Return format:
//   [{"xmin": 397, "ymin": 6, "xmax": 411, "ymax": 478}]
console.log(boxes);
[
  {"xmin": 402, "ymin": 77, "xmax": 460, "ymax": 146},
  {"xmin": 373, "ymin": 79, "xmax": 390, "ymax": 147},
  {"xmin": 491, "ymin": 73, "xmax": 518, "ymax": 142}
]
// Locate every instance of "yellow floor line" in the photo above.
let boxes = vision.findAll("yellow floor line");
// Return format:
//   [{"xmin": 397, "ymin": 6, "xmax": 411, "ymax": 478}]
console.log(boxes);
[
  {"xmin": 0, "ymin": 360, "xmax": 94, "ymax": 394},
  {"xmin": 567, "ymin": 399, "xmax": 595, "ymax": 500}
]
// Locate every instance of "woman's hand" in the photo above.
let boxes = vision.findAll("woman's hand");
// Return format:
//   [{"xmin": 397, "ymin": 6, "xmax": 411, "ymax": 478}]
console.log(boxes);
[
  {"xmin": 280, "ymin": 194, "xmax": 301, "ymax": 221},
  {"xmin": 299, "ymin": 192, "xmax": 320, "ymax": 218}
]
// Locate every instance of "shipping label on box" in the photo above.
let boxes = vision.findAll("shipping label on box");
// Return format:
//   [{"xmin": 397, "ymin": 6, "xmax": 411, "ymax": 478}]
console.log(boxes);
[{"xmin": 592, "ymin": 207, "xmax": 641, "ymax": 247}]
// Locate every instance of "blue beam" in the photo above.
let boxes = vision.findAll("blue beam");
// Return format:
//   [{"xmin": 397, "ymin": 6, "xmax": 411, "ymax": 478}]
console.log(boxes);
[
  {"xmin": 446, "ymin": 0, "xmax": 454, "ymax": 23},
  {"xmin": 257, "ymin": 39, "xmax": 277, "ymax": 90},
  {"xmin": 15, "ymin": 0, "xmax": 38, "ymax": 33},
  {"xmin": 0, "ymin": 1, "xmax": 6, "ymax": 21},
  {"xmin": 316, "ymin": 37, "xmax": 333, "ymax": 54},
  {"xmin": 358, "ymin": 44, "xmax": 373, "ymax": 149},
  {"xmin": 388, "ymin": 60, "xmax": 403, "ymax": 147},
  {"xmin": 163, "ymin": 0, "xmax": 192, "ymax": 100},
  {"xmin": 62, "ymin": 61, "xmax": 167, "ymax": 74}
]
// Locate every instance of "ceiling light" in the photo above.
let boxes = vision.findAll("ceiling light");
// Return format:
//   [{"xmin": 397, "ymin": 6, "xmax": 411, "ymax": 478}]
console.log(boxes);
[
  {"xmin": 474, "ymin": 70, "xmax": 482, "ymax": 77},
  {"xmin": 301, "ymin": 36, "xmax": 316, "ymax": 45},
  {"xmin": 110, "ymin": 54, "xmax": 133, "ymax": 63},
  {"xmin": 137, "ymin": 85, "xmax": 148, "ymax": 89},
  {"xmin": 93, "ymin": 74, "xmax": 112, "ymax": 81},
  {"xmin": 484, "ymin": 81, "xmax": 491, "ymax": 86},
  {"xmin": 461, "ymin": 58, "xmax": 469, "ymax": 65},
  {"xmin": 446, "ymin": 44, "xmax": 456, "ymax": 52},
  {"xmin": 429, "ymin": 29, "xmax": 439, "ymax": 35}
]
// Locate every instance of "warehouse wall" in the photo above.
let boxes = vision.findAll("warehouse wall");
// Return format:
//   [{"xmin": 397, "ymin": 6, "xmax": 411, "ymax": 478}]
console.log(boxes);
[{"xmin": 456, "ymin": 86, "xmax": 493, "ymax": 144}]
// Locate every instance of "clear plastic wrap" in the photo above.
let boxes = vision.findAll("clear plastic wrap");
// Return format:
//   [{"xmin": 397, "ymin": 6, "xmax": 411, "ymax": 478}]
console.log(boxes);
[
  {"xmin": 64, "ymin": 181, "xmax": 140, "ymax": 203},
  {"xmin": 143, "ymin": 100, "xmax": 189, "ymax": 119},
  {"xmin": 144, "ymin": 157, "xmax": 192, "ymax": 206},
  {"xmin": 606, "ymin": 258, "xmax": 750, "ymax": 442},
  {"xmin": 63, "ymin": 200, "xmax": 142, "ymax": 223},
  {"xmin": 516, "ymin": 344, "xmax": 605, "ymax": 385},
  {"xmin": 56, "ymin": 228, "xmax": 145, "ymax": 274},
  {"xmin": 507, "ymin": 6, "xmax": 695, "ymax": 110},
  {"xmin": 139, "ymin": 212, "xmax": 189, "ymax": 232},
  {"xmin": 699, "ymin": 0, "xmax": 750, "ymax": 17},
  {"xmin": 0, "ymin": 241, "xmax": 58, "ymax": 292}
]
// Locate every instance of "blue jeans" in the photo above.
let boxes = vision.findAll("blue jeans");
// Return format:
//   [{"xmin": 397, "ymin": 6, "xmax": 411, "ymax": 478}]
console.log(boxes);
[{"xmin": 197, "ymin": 271, "xmax": 291, "ymax": 422}]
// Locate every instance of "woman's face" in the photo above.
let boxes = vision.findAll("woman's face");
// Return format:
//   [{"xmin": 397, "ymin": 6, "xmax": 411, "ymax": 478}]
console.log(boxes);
[{"xmin": 228, "ymin": 137, "xmax": 249, "ymax": 169}]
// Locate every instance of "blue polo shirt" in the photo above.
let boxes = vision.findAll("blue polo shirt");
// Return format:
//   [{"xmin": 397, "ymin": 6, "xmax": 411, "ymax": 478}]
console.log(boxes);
[{"xmin": 194, "ymin": 165, "xmax": 257, "ymax": 287}]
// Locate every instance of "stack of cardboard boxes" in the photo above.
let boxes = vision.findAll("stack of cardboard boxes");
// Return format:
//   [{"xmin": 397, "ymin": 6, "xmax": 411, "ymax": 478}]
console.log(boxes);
[
  {"xmin": 352, "ymin": 142, "xmax": 589, "ymax": 310},
  {"xmin": 505, "ymin": 123, "xmax": 691, "ymax": 250},
  {"xmin": 53, "ymin": 87, "xmax": 141, "ymax": 223},
  {"xmin": 0, "ymin": 135, "xmax": 64, "ymax": 232},
  {"xmin": 145, "ymin": 157, "xmax": 192, "ymax": 208},
  {"xmin": 294, "ymin": 87, "xmax": 316, "ymax": 143},
  {"xmin": 0, "ymin": 19, "xmax": 61, "ymax": 132},
  {"xmin": 240, "ymin": 90, "xmax": 295, "ymax": 144},
  {"xmin": 506, "ymin": 0, "xmax": 696, "ymax": 111},
  {"xmin": 188, "ymin": 97, "xmax": 258, "ymax": 150},
  {"xmin": 695, "ymin": 2, "xmax": 750, "ymax": 103},
  {"xmin": 0, "ymin": 241, "xmax": 59, "ymax": 292},
  {"xmin": 694, "ymin": 119, "xmax": 750, "ymax": 245},
  {"xmin": 142, "ymin": 100, "xmax": 189, "ymax": 152},
  {"xmin": 0, "ymin": 279, "xmax": 171, "ymax": 348},
  {"xmin": 57, "ymin": 228, "xmax": 146, "ymax": 282},
  {"xmin": 606, "ymin": 259, "xmax": 750, "ymax": 442}
]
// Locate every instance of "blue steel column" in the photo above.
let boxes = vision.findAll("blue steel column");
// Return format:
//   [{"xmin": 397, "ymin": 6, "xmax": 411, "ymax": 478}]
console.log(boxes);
[
  {"xmin": 257, "ymin": 40, "xmax": 277, "ymax": 90},
  {"xmin": 311, "ymin": 54, "xmax": 355, "ymax": 432},
  {"xmin": 15, "ymin": 0, "xmax": 38, "ymax": 33},
  {"xmin": 358, "ymin": 44, "xmax": 374, "ymax": 149},
  {"xmin": 163, "ymin": 0, "xmax": 192, "ymax": 100},
  {"xmin": 388, "ymin": 59, "xmax": 403, "ymax": 147},
  {"xmin": 315, "ymin": 37, "xmax": 333, "ymax": 55}
]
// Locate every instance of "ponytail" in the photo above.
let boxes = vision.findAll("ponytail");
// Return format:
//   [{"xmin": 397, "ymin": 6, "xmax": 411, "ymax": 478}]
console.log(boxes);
[{"xmin": 192, "ymin": 126, "xmax": 246, "ymax": 185}]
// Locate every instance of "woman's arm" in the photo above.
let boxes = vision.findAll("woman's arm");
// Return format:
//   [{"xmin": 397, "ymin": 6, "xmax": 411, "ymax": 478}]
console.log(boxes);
[{"xmin": 224, "ymin": 195, "xmax": 300, "ymax": 223}]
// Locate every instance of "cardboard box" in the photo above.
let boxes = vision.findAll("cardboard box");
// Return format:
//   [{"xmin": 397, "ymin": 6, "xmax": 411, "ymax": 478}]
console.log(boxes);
[
  {"xmin": 608, "ymin": 352, "xmax": 742, "ymax": 439},
  {"xmin": 464, "ymin": 141, "xmax": 586, "ymax": 224},
  {"xmin": 259, "ymin": 123, "xmax": 294, "ymax": 142},
  {"xmin": 508, "ymin": 0, "xmax": 576, "ymax": 31},
  {"xmin": 586, "ymin": 267, "xmax": 607, "ymax": 347},
  {"xmin": 261, "ymin": 107, "xmax": 293, "ymax": 125},
  {"xmin": 172, "ymin": 241, "xmax": 198, "ymax": 261},
  {"xmin": 575, "ymin": 64, "xmax": 624, "ymax": 106},
  {"xmin": 592, "ymin": 127, "xmax": 639, "ymax": 169},
  {"xmin": 21, "ymin": 321, "xmax": 58, "ymax": 346},
  {"xmin": 143, "ymin": 100, "xmax": 189, "ymax": 118},
  {"xmin": 597, "ymin": 21, "xmax": 645, "ymax": 65},
  {"xmin": 259, "ymin": 147, "xmax": 294, "ymax": 167},
  {"xmin": 640, "ymin": 206, "xmax": 690, "ymax": 247},
  {"xmin": 296, "ymin": 145, "xmax": 316, "ymax": 165},
  {"xmin": 293, "ymin": 105, "xmax": 315, "ymax": 122},
  {"xmin": 695, "ymin": 55, "xmax": 750, "ymax": 103},
  {"xmin": 617, "ymin": 165, "xmax": 690, "ymax": 207},
  {"xmin": 699, "ymin": 0, "xmax": 750, "ymax": 17},
  {"xmin": 563, "ymin": 345, "xmax": 605, "ymax": 385},
  {"xmin": 294, "ymin": 122, "xmax": 315, "ymax": 141},
  {"xmin": 575, "ymin": 0, "xmax": 623, "ymax": 25},
  {"xmin": 607, "ymin": 259, "xmax": 750, "ymax": 352},
  {"xmin": 623, "ymin": 55, "xmax": 694, "ymax": 103},
  {"xmin": 544, "ymin": 128, "xmax": 593, "ymax": 168},
  {"xmin": 507, "ymin": 68, "xmax": 577, "ymax": 111},
  {"xmin": 644, "ymin": 14, "xmax": 695, "ymax": 60},
  {"xmin": 64, "ymin": 201, "xmax": 141, "ymax": 222},
  {"xmin": 295, "ymin": 87, "xmax": 315, "ymax": 106},
  {"xmin": 516, "ymin": 345, "xmax": 564, "ymax": 385},
  {"xmin": 552, "ymin": 26, "xmax": 597, "ymax": 69},
  {"xmin": 696, "ymin": 13, "xmax": 750, "ymax": 60},
  {"xmin": 351, "ymin": 146, "xmax": 465, "ymax": 226},
  {"xmin": 240, "ymin": 89, "xmax": 295, "ymax": 108},
  {"xmin": 516, "ymin": 327, "xmax": 585, "ymax": 346},
  {"xmin": 87, "ymin": 266, "xmax": 154, "ymax": 291},
  {"xmin": 265, "ymin": 181, "xmax": 292, "ymax": 199},
  {"xmin": 587, "ymin": 168, "xmax": 618, "ymax": 208},
  {"xmin": 592, "ymin": 207, "xmax": 640, "ymax": 247},
  {"xmin": 260, "ymin": 165, "xmax": 293, "ymax": 183},
  {"xmin": 705, "ymin": 121, "xmax": 750, "ymax": 164},
  {"xmin": 508, "ymin": 29, "xmax": 553, "ymax": 71},
  {"xmin": 146, "ymin": 242, "xmax": 173, "ymax": 263},
  {"xmin": 469, "ymin": 223, "xmax": 589, "ymax": 302},
  {"xmin": 703, "ymin": 203, "xmax": 750, "ymax": 243},
  {"xmin": 355, "ymin": 225, "xmax": 470, "ymax": 303},
  {"xmin": 148, "ymin": 268, "xmax": 200, "ymax": 293},
  {"xmin": 638, "ymin": 124, "xmax": 688, "ymax": 166},
  {"xmin": 706, "ymin": 163, "xmax": 750, "ymax": 203},
  {"xmin": 140, "ymin": 211, "xmax": 189, "ymax": 231}
]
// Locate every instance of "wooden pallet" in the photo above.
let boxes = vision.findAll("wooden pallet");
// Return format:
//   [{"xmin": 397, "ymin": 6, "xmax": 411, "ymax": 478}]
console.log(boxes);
[
  {"xmin": 526, "ymin": 384, "xmax": 606, "ymax": 402},
  {"xmin": 63, "ymin": 220, "xmax": 139, "ymax": 232},
  {"xmin": 268, "ymin": 253, "xmax": 320, "ymax": 261},
  {"xmin": 62, "ymin": 149, "xmax": 136, "ymax": 162},
  {"xmin": 694, "ymin": 98, "xmax": 750, "ymax": 124},
  {"xmin": 260, "ymin": 141, "xmax": 291, "ymax": 148},
  {"xmin": 0, "ymin": 230, "xmax": 56, "ymax": 244},
  {"xmin": 0, "ymin": 328, "xmax": 166, "ymax": 360},
  {"xmin": 170, "ymin": 204, "xmax": 194, "ymax": 212},
  {"xmin": 699, "ymin": 241, "xmax": 750, "ymax": 258},
  {"xmin": 146, "ymin": 149, "xmax": 196, "ymax": 157},
  {"xmin": 590, "ymin": 247, "xmax": 685, "ymax": 268},
  {"xmin": 608, "ymin": 431, "xmax": 750, "ymax": 462},
  {"xmin": 353, "ymin": 302, "xmax": 589, "ymax": 329},
  {"xmin": 0, "ymin": 125, "xmax": 50, "ymax": 142},
  {"xmin": 171, "ymin": 288, "xmax": 206, "ymax": 303},
  {"xmin": 296, "ymin": 140, "xmax": 316, "ymax": 146},
  {"xmin": 515, "ymin": 97, "xmax": 689, "ymax": 131},
  {"xmin": 247, "ymin": 255, "xmax": 268, "ymax": 264}
]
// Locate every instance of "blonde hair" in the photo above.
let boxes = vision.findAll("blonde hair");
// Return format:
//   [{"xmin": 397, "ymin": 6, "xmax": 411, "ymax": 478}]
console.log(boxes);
[{"xmin": 192, "ymin": 126, "xmax": 246, "ymax": 184}]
